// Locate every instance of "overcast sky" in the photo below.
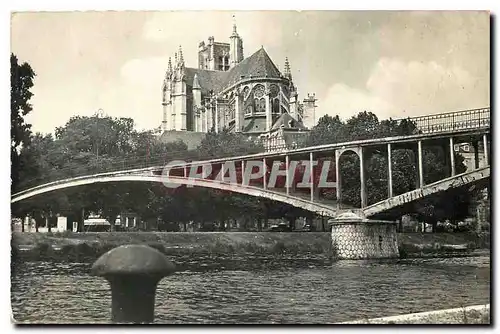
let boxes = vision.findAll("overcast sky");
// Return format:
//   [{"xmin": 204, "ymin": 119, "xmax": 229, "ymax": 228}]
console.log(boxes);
[{"xmin": 11, "ymin": 10, "xmax": 490, "ymax": 134}]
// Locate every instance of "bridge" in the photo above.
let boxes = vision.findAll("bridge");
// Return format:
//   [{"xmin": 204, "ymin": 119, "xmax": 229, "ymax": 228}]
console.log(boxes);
[{"xmin": 12, "ymin": 107, "xmax": 490, "ymax": 220}]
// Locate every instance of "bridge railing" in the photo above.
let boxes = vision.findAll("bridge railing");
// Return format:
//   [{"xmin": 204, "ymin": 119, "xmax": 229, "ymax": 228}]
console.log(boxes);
[
  {"xmin": 15, "ymin": 107, "xmax": 490, "ymax": 193},
  {"xmin": 407, "ymin": 107, "xmax": 490, "ymax": 134},
  {"xmin": 15, "ymin": 145, "xmax": 267, "ymax": 193}
]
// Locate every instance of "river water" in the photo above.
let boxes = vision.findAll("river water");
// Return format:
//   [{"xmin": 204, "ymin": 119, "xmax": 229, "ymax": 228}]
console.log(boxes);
[{"xmin": 11, "ymin": 255, "xmax": 490, "ymax": 324}]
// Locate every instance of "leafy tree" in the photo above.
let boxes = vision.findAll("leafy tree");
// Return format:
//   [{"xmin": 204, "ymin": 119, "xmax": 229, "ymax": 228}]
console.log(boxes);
[
  {"xmin": 13, "ymin": 114, "xmax": 189, "ymax": 229},
  {"xmin": 14, "ymin": 105, "xmax": 476, "ymax": 232},
  {"xmin": 17, "ymin": 133, "xmax": 55, "ymax": 188},
  {"xmin": 307, "ymin": 115, "xmax": 347, "ymax": 146},
  {"xmin": 197, "ymin": 128, "xmax": 264, "ymax": 158},
  {"xmin": 11, "ymin": 54, "xmax": 35, "ymax": 193},
  {"xmin": 307, "ymin": 111, "xmax": 472, "ymax": 226}
]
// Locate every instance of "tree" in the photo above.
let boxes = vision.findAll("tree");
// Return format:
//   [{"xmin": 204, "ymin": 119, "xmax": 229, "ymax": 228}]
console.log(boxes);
[
  {"xmin": 11, "ymin": 54, "xmax": 35, "ymax": 193},
  {"xmin": 307, "ymin": 114, "xmax": 347, "ymax": 146},
  {"xmin": 307, "ymin": 110, "xmax": 472, "ymax": 225},
  {"xmin": 197, "ymin": 128, "xmax": 264, "ymax": 158},
  {"xmin": 16, "ymin": 133, "xmax": 56, "ymax": 189},
  {"xmin": 13, "ymin": 114, "xmax": 191, "ymax": 229}
]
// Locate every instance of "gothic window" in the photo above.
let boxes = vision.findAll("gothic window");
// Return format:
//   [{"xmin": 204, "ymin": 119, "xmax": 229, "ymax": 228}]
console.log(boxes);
[
  {"xmin": 229, "ymin": 104, "xmax": 235, "ymax": 120},
  {"xmin": 255, "ymin": 98, "xmax": 266, "ymax": 113},
  {"xmin": 272, "ymin": 98, "xmax": 280, "ymax": 114},
  {"xmin": 270, "ymin": 84, "xmax": 279, "ymax": 98},
  {"xmin": 243, "ymin": 86, "xmax": 250, "ymax": 100},
  {"xmin": 254, "ymin": 84, "xmax": 265, "ymax": 98},
  {"xmin": 245, "ymin": 106, "xmax": 253, "ymax": 115},
  {"xmin": 282, "ymin": 85, "xmax": 289, "ymax": 97},
  {"xmin": 298, "ymin": 104, "xmax": 304, "ymax": 118}
]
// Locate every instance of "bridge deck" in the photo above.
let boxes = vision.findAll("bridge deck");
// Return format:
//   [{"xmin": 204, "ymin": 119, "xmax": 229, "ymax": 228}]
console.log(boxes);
[{"xmin": 12, "ymin": 107, "xmax": 490, "ymax": 219}]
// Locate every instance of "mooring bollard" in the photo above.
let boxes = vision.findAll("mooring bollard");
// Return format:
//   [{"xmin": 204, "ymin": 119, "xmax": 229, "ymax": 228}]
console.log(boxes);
[{"xmin": 91, "ymin": 244, "xmax": 176, "ymax": 324}]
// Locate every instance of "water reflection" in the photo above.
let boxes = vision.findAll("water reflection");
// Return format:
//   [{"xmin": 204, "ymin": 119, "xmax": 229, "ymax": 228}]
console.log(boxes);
[{"xmin": 11, "ymin": 256, "xmax": 490, "ymax": 324}]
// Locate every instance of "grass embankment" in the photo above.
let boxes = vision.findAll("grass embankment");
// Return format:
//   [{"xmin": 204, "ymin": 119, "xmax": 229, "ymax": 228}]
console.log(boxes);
[
  {"xmin": 11, "ymin": 232, "xmax": 333, "ymax": 263},
  {"xmin": 11, "ymin": 231, "xmax": 490, "ymax": 263},
  {"xmin": 398, "ymin": 232, "xmax": 490, "ymax": 259}
]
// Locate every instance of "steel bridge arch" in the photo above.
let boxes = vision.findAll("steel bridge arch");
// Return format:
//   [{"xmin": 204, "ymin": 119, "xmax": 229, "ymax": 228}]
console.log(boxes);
[{"xmin": 11, "ymin": 172, "xmax": 339, "ymax": 217}]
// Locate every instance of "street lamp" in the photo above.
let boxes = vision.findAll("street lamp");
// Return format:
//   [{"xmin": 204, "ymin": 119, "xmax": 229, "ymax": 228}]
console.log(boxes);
[{"xmin": 95, "ymin": 109, "xmax": 104, "ymax": 162}]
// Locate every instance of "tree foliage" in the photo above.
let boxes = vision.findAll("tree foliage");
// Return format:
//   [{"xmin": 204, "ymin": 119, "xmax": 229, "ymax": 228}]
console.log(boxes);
[
  {"xmin": 13, "ymin": 107, "xmax": 477, "ymax": 231},
  {"xmin": 11, "ymin": 54, "xmax": 35, "ymax": 192},
  {"xmin": 307, "ymin": 110, "xmax": 472, "ymax": 226},
  {"xmin": 197, "ymin": 128, "xmax": 264, "ymax": 158}
]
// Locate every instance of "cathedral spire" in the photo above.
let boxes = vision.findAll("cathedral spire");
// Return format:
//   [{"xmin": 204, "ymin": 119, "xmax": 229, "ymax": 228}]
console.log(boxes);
[
  {"xmin": 174, "ymin": 52, "xmax": 178, "ymax": 65},
  {"xmin": 284, "ymin": 57, "xmax": 292, "ymax": 80},
  {"xmin": 231, "ymin": 14, "xmax": 238, "ymax": 37},
  {"xmin": 229, "ymin": 15, "xmax": 243, "ymax": 67},
  {"xmin": 193, "ymin": 73, "xmax": 201, "ymax": 89},
  {"xmin": 178, "ymin": 45, "xmax": 184, "ymax": 64},
  {"xmin": 167, "ymin": 57, "xmax": 172, "ymax": 73}
]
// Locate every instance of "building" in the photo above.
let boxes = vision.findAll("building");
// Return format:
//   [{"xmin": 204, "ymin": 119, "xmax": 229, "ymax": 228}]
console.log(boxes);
[
  {"xmin": 160, "ymin": 23, "xmax": 316, "ymax": 151},
  {"xmin": 454, "ymin": 142, "xmax": 486, "ymax": 172},
  {"xmin": 12, "ymin": 215, "xmax": 68, "ymax": 233},
  {"xmin": 83, "ymin": 212, "xmax": 141, "ymax": 231},
  {"xmin": 453, "ymin": 142, "xmax": 490, "ymax": 231}
]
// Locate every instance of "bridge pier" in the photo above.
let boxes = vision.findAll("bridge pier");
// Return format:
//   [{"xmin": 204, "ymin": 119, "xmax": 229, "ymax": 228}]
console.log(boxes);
[{"xmin": 329, "ymin": 212, "xmax": 399, "ymax": 260}]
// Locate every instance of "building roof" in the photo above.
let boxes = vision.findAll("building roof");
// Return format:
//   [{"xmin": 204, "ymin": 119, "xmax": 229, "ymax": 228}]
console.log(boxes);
[
  {"xmin": 184, "ymin": 68, "xmax": 228, "ymax": 95},
  {"xmin": 224, "ymin": 47, "xmax": 283, "ymax": 87},
  {"xmin": 183, "ymin": 47, "xmax": 283, "ymax": 97},
  {"xmin": 242, "ymin": 117, "xmax": 268, "ymax": 133},
  {"xmin": 271, "ymin": 113, "xmax": 307, "ymax": 131}
]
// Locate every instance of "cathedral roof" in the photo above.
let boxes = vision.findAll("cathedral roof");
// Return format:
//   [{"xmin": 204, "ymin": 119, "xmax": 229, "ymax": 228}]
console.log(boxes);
[
  {"xmin": 271, "ymin": 113, "xmax": 307, "ymax": 131},
  {"xmin": 224, "ymin": 47, "xmax": 283, "ymax": 87},
  {"xmin": 183, "ymin": 47, "xmax": 283, "ymax": 96},
  {"xmin": 184, "ymin": 68, "xmax": 228, "ymax": 95},
  {"xmin": 242, "ymin": 116, "xmax": 268, "ymax": 133}
]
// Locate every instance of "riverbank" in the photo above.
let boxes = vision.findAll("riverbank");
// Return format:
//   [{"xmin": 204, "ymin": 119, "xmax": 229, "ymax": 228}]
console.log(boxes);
[
  {"xmin": 340, "ymin": 304, "xmax": 490, "ymax": 324},
  {"xmin": 11, "ymin": 231, "xmax": 490, "ymax": 263}
]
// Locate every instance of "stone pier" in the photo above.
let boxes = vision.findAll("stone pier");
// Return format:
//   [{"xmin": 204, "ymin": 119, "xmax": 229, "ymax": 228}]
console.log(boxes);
[{"xmin": 329, "ymin": 212, "xmax": 399, "ymax": 260}]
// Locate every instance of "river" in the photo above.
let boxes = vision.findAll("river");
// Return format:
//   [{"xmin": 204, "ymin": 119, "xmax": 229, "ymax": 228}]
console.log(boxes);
[{"xmin": 11, "ymin": 255, "xmax": 490, "ymax": 324}]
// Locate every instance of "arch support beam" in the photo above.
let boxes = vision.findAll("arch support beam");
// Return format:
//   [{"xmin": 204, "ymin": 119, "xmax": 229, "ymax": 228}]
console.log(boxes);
[
  {"xmin": 387, "ymin": 143, "xmax": 393, "ymax": 198},
  {"xmin": 449, "ymin": 137, "xmax": 456, "ymax": 177},
  {"xmin": 360, "ymin": 147, "xmax": 367, "ymax": 208},
  {"xmin": 335, "ymin": 146, "xmax": 366, "ymax": 209},
  {"xmin": 11, "ymin": 173, "xmax": 340, "ymax": 218},
  {"xmin": 483, "ymin": 134, "xmax": 489, "ymax": 165},
  {"xmin": 417, "ymin": 140, "xmax": 424, "ymax": 188},
  {"xmin": 335, "ymin": 150, "xmax": 342, "ymax": 210}
]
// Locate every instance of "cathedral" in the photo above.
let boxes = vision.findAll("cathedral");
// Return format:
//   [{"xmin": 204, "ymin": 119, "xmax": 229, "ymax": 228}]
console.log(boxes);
[{"xmin": 160, "ymin": 23, "xmax": 317, "ymax": 151}]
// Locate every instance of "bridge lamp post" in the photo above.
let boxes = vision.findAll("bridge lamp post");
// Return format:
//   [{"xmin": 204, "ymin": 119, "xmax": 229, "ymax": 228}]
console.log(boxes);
[{"xmin": 95, "ymin": 109, "xmax": 104, "ymax": 163}]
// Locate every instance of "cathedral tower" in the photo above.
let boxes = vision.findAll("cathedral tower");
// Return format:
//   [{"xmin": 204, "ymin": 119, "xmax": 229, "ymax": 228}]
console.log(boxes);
[
  {"xmin": 229, "ymin": 22, "xmax": 244, "ymax": 68},
  {"xmin": 302, "ymin": 93, "xmax": 318, "ymax": 127}
]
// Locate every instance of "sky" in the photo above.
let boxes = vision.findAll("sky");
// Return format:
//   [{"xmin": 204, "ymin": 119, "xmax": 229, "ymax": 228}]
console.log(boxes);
[{"xmin": 10, "ymin": 10, "xmax": 490, "ymax": 134}]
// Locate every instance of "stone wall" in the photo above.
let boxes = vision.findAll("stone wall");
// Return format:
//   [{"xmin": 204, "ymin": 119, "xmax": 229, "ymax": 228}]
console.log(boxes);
[
  {"xmin": 339, "ymin": 304, "xmax": 490, "ymax": 324},
  {"xmin": 331, "ymin": 221, "xmax": 399, "ymax": 260}
]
